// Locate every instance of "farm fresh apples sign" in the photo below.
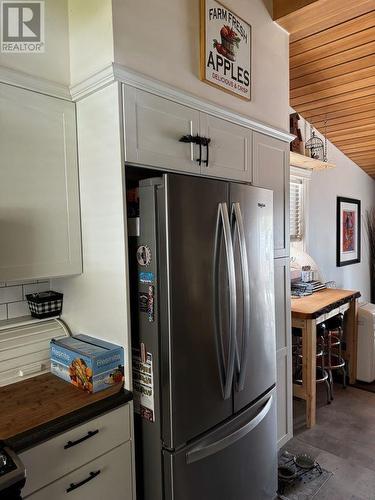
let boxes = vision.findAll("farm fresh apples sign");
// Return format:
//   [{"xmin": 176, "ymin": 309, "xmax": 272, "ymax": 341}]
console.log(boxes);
[{"xmin": 200, "ymin": 0, "xmax": 251, "ymax": 100}]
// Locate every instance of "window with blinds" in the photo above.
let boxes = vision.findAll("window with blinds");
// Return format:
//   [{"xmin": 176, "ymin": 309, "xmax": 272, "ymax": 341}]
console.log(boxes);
[{"xmin": 290, "ymin": 176, "xmax": 303, "ymax": 240}]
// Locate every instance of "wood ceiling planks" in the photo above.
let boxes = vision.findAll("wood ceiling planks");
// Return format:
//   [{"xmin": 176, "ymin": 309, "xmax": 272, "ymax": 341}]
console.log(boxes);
[
  {"xmin": 275, "ymin": 0, "xmax": 375, "ymax": 42},
  {"xmin": 275, "ymin": 0, "xmax": 375, "ymax": 177}
]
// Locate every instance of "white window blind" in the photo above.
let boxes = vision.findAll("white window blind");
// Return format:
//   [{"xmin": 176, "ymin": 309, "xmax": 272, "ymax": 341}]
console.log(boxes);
[{"xmin": 290, "ymin": 176, "xmax": 303, "ymax": 240}]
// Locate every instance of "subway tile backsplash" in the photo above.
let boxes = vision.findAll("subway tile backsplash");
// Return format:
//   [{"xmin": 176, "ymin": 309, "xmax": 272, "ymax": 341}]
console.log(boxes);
[
  {"xmin": 0, "ymin": 280, "xmax": 50, "ymax": 320},
  {"xmin": 8, "ymin": 301, "xmax": 30, "ymax": 319}
]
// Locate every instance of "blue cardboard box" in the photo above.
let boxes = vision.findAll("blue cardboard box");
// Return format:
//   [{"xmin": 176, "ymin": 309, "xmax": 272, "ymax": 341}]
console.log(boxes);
[{"xmin": 50, "ymin": 334, "xmax": 124, "ymax": 393}]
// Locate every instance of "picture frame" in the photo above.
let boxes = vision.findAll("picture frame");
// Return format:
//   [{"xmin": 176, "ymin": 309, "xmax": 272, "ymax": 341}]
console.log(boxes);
[
  {"xmin": 336, "ymin": 197, "xmax": 361, "ymax": 267},
  {"xmin": 200, "ymin": 0, "xmax": 252, "ymax": 100}
]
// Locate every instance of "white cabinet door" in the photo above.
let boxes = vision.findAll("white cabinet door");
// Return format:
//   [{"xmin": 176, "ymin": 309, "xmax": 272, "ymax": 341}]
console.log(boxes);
[
  {"xmin": 26, "ymin": 442, "xmax": 133, "ymax": 500},
  {"xmin": 274, "ymin": 258, "xmax": 292, "ymax": 448},
  {"xmin": 123, "ymin": 86, "xmax": 200, "ymax": 174},
  {"xmin": 199, "ymin": 114, "xmax": 252, "ymax": 182},
  {"xmin": 21, "ymin": 405, "xmax": 130, "ymax": 497},
  {"xmin": 0, "ymin": 84, "xmax": 82, "ymax": 281},
  {"xmin": 252, "ymin": 132, "xmax": 289, "ymax": 258}
]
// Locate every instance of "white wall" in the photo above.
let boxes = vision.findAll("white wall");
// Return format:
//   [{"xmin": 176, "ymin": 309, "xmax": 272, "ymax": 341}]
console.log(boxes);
[
  {"xmin": 0, "ymin": 0, "xmax": 289, "ymax": 133},
  {"xmin": 112, "ymin": 0, "xmax": 289, "ymax": 132},
  {"xmin": 300, "ymin": 120, "xmax": 375, "ymax": 302},
  {"xmin": 52, "ymin": 83, "xmax": 132, "ymax": 389},
  {"xmin": 0, "ymin": 0, "xmax": 70, "ymax": 85},
  {"xmin": 68, "ymin": 0, "xmax": 114, "ymax": 86}
]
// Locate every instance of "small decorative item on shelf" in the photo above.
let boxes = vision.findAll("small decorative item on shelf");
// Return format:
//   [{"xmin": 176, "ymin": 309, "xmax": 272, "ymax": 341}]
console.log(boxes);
[
  {"xmin": 289, "ymin": 113, "xmax": 304, "ymax": 154},
  {"xmin": 305, "ymin": 126, "xmax": 325, "ymax": 160},
  {"xmin": 26, "ymin": 290, "xmax": 63, "ymax": 319}
]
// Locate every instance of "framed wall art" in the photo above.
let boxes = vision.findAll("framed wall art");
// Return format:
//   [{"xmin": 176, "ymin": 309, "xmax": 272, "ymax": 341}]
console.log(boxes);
[
  {"xmin": 336, "ymin": 197, "xmax": 361, "ymax": 267},
  {"xmin": 200, "ymin": 0, "xmax": 251, "ymax": 100}
]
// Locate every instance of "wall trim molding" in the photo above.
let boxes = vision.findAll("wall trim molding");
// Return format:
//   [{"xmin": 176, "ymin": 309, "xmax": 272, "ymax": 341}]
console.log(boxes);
[
  {"xmin": 71, "ymin": 63, "xmax": 294, "ymax": 143},
  {"xmin": 0, "ymin": 65, "xmax": 71, "ymax": 100},
  {"xmin": 0, "ymin": 63, "xmax": 294, "ymax": 143},
  {"xmin": 70, "ymin": 65, "xmax": 115, "ymax": 101}
]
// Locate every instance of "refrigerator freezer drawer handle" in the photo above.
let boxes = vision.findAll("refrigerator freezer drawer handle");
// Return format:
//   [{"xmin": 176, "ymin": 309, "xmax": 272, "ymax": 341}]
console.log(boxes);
[
  {"xmin": 213, "ymin": 202, "xmax": 237, "ymax": 401},
  {"xmin": 231, "ymin": 202, "xmax": 250, "ymax": 392},
  {"xmin": 186, "ymin": 395, "xmax": 273, "ymax": 465}
]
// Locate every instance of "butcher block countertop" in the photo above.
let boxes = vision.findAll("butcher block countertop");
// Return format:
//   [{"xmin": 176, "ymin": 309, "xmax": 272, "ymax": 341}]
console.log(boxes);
[
  {"xmin": 0, "ymin": 373, "xmax": 132, "ymax": 452},
  {"xmin": 291, "ymin": 288, "xmax": 361, "ymax": 319}
]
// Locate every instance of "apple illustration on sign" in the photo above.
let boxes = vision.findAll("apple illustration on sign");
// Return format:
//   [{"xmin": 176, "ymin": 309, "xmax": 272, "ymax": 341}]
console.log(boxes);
[{"xmin": 213, "ymin": 25, "xmax": 241, "ymax": 62}]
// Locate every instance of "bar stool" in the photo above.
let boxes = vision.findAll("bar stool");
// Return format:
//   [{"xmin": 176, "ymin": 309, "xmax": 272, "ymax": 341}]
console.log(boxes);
[
  {"xmin": 292, "ymin": 325, "xmax": 331, "ymax": 405},
  {"xmin": 323, "ymin": 314, "xmax": 346, "ymax": 401}
]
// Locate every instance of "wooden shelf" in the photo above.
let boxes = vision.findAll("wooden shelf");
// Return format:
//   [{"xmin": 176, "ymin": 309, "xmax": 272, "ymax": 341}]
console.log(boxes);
[{"xmin": 290, "ymin": 151, "xmax": 335, "ymax": 170}]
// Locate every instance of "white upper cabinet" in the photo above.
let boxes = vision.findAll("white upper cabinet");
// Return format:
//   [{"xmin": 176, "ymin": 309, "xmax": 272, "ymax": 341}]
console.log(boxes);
[
  {"xmin": 123, "ymin": 86, "xmax": 200, "ymax": 174},
  {"xmin": 0, "ymin": 84, "xmax": 82, "ymax": 282},
  {"xmin": 200, "ymin": 114, "xmax": 252, "ymax": 182},
  {"xmin": 122, "ymin": 85, "xmax": 253, "ymax": 181},
  {"xmin": 252, "ymin": 132, "xmax": 289, "ymax": 258}
]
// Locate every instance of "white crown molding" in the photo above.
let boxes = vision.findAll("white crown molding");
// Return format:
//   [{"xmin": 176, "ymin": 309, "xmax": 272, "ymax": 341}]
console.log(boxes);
[
  {"xmin": 113, "ymin": 64, "xmax": 294, "ymax": 143},
  {"xmin": 70, "ymin": 63, "xmax": 294, "ymax": 143},
  {"xmin": 0, "ymin": 65, "xmax": 71, "ymax": 100},
  {"xmin": 69, "ymin": 64, "xmax": 116, "ymax": 101}
]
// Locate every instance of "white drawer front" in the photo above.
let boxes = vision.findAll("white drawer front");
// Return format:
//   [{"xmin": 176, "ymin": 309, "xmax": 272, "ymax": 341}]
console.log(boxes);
[
  {"xmin": 25, "ymin": 441, "xmax": 132, "ymax": 500},
  {"xmin": 21, "ymin": 405, "xmax": 130, "ymax": 496}
]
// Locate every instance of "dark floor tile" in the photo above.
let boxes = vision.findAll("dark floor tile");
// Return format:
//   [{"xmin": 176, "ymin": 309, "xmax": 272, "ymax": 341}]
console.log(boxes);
[{"xmin": 287, "ymin": 384, "xmax": 375, "ymax": 499}]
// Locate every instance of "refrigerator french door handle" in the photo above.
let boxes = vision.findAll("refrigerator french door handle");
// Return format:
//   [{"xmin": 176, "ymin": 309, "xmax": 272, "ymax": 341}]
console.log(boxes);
[
  {"xmin": 186, "ymin": 395, "xmax": 273, "ymax": 464},
  {"xmin": 231, "ymin": 202, "xmax": 250, "ymax": 392},
  {"xmin": 213, "ymin": 202, "xmax": 237, "ymax": 401}
]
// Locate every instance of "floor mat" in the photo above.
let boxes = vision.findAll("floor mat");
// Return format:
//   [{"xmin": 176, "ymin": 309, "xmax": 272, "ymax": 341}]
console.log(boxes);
[{"xmin": 278, "ymin": 452, "xmax": 333, "ymax": 500}]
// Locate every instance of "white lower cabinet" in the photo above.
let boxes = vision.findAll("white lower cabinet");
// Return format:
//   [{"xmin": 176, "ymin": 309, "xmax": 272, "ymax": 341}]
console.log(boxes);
[
  {"xmin": 26, "ymin": 442, "xmax": 132, "ymax": 500},
  {"xmin": 21, "ymin": 405, "xmax": 133, "ymax": 499}
]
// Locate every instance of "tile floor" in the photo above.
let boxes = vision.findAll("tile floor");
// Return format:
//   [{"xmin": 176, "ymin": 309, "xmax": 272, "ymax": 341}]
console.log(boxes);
[{"xmin": 284, "ymin": 384, "xmax": 375, "ymax": 499}]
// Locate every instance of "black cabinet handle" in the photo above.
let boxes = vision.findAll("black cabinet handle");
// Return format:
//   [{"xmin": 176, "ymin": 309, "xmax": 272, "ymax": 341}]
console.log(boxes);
[
  {"xmin": 203, "ymin": 138, "xmax": 211, "ymax": 167},
  {"xmin": 179, "ymin": 134, "xmax": 203, "ymax": 165},
  {"xmin": 179, "ymin": 135, "xmax": 211, "ymax": 166},
  {"xmin": 179, "ymin": 134, "xmax": 195, "ymax": 144},
  {"xmin": 64, "ymin": 430, "xmax": 99, "ymax": 449},
  {"xmin": 66, "ymin": 470, "xmax": 101, "ymax": 493}
]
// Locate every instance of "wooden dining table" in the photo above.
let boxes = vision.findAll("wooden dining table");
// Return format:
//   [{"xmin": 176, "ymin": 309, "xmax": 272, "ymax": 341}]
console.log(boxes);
[{"xmin": 291, "ymin": 288, "xmax": 361, "ymax": 428}]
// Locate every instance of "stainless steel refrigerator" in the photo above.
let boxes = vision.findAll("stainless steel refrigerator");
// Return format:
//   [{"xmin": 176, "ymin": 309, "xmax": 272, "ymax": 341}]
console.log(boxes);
[{"xmin": 129, "ymin": 173, "xmax": 277, "ymax": 500}]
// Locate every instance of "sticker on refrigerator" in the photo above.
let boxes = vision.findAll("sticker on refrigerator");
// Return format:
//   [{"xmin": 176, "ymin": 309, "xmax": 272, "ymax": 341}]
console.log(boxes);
[
  {"xmin": 132, "ymin": 348, "xmax": 155, "ymax": 422},
  {"xmin": 136, "ymin": 245, "xmax": 152, "ymax": 267},
  {"xmin": 147, "ymin": 285, "xmax": 154, "ymax": 322},
  {"xmin": 139, "ymin": 292, "xmax": 148, "ymax": 313},
  {"xmin": 139, "ymin": 271, "xmax": 154, "ymax": 284}
]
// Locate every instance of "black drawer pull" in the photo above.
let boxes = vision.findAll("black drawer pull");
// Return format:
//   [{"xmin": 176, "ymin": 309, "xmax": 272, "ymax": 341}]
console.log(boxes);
[
  {"xmin": 66, "ymin": 470, "xmax": 101, "ymax": 493},
  {"xmin": 64, "ymin": 430, "xmax": 99, "ymax": 449}
]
